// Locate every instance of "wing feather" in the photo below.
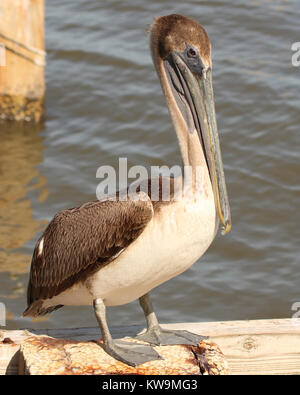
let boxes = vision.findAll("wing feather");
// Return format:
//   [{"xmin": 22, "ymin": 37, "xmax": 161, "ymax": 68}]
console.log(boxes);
[{"xmin": 26, "ymin": 194, "xmax": 153, "ymax": 306}]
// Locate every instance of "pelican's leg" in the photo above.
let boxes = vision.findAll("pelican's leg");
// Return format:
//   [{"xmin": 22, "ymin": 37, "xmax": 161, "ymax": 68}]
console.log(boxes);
[
  {"xmin": 137, "ymin": 293, "xmax": 208, "ymax": 345},
  {"xmin": 93, "ymin": 298, "xmax": 161, "ymax": 367}
]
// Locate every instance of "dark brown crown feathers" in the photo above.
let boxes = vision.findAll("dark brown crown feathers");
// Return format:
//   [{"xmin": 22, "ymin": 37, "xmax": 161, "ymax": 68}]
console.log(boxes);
[{"xmin": 150, "ymin": 14, "xmax": 211, "ymax": 63}]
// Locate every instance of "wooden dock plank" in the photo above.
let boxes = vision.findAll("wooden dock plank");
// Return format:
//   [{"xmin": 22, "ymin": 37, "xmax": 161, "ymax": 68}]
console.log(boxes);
[
  {"xmin": 19, "ymin": 336, "xmax": 228, "ymax": 375},
  {"xmin": 1, "ymin": 318, "xmax": 300, "ymax": 375}
]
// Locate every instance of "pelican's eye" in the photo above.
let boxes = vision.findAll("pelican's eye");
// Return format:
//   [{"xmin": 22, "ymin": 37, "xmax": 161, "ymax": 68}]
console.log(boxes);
[
  {"xmin": 187, "ymin": 47, "xmax": 197, "ymax": 58},
  {"xmin": 183, "ymin": 44, "xmax": 203, "ymax": 74}
]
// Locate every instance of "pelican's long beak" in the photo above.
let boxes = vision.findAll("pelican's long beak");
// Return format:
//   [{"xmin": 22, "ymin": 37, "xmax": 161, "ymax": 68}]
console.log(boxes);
[{"xmin": 164, "ymin": 52, "xmax": 231, "ymax": 234}]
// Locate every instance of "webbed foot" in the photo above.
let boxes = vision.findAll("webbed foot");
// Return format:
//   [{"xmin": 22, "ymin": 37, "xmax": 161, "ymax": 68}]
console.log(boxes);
[
  {"xmin": 100, "ymin": 338, "xmax": 162, "ymax": 367},
  {"xmin": 136, "ymin": 325, "xmax": 208, "ymax": 346}
]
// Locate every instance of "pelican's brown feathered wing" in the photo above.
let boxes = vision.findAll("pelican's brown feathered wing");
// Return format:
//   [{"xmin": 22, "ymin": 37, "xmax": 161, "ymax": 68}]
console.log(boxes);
[{"xmin": 23, "ymin": 194, "xmax": 154, "ymax": 316}]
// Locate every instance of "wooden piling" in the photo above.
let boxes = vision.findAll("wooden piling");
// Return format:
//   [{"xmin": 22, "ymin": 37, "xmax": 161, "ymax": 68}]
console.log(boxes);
[{"xmin": 0, "ymin": 0, "xmax": 45, "ymax": 122}]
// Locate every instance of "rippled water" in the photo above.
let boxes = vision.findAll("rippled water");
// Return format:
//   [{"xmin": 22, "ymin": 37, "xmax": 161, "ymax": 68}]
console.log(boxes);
[{"xmin": 1, "ymin": 0, "xmax": 300, "ymax": 331}]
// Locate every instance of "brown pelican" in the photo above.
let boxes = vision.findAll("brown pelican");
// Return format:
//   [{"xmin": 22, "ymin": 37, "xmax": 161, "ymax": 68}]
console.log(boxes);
[{"xmin": 23, "ymin": 14, "xmax": 231, "ymax": 367}]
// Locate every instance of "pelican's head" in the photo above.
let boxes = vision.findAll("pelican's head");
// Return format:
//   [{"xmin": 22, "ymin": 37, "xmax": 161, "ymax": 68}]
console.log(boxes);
[{"xmin": 150, "ymin": 14, "xmax": 231, "ymax": 235}]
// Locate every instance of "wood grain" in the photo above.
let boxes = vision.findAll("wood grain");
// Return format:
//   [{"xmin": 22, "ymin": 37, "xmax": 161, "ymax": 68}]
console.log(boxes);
[
  {"xmin": 1, "ymin": 318, "xmax": 300, "ymax": 375},
  {"xmin": 18, "ymin": 336, "xmax": 228, "ymax": 375}
]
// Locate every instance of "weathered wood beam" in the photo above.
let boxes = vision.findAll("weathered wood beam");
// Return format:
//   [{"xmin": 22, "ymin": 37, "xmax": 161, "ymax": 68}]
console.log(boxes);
[
  {"xmin": 19, "ymin": 336, "xmax": 228, "ymax": 375},
  {"xmin": 1, "ymin": 318, "xmax": 300, "ymax": 375}
]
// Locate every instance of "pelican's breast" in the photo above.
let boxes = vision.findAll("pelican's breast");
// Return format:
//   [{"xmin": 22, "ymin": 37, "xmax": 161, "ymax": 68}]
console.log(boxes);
[{"xmin": 89, "ymin": 193, "xmax": 217, "ymax": 306}]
